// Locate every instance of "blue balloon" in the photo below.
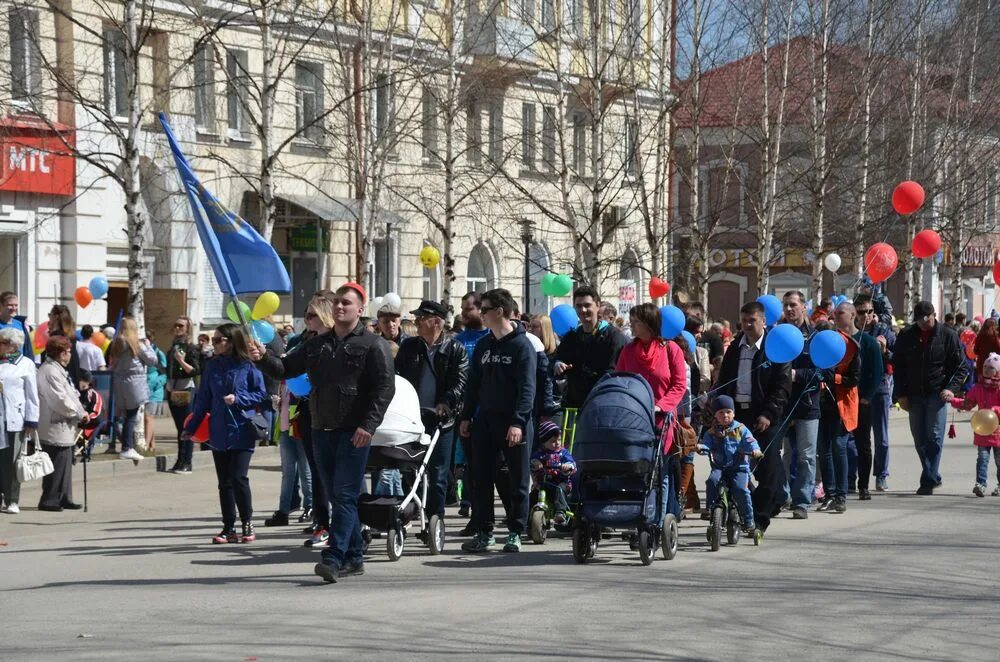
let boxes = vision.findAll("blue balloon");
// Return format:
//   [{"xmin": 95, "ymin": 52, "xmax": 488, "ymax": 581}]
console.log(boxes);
[
  {"xmin": 757, "ymin": 295, "xmax": 782, "ymax": 326},
  {"xmin": 251, "ymin": 319, "xmax": 276, "ymax": 344},
  {"xmin": 659, "ymin": 305, "xmax": 685, "ymax": 339},
  {"xmin": 679, "ymin": 330, "xmax": 697, "ymax": 352},
  {"xmin": 550, "ymin": 304, "xmax": 579, "ymax": 337},
  {"xmin": 810, "ymin": 329, "xmax": 846, "ymax": 369},
  {"xmin": 75, "ymin": 330, "xmax": 83, "ymax": 341},
  {"xmin": 286, "ymin": 373, "xmax": 311, "ymax": 397},
  {"xmin": 765, "ymin": 323, "xmax": 805, "ymax": 363},
  {"xmin": 88, "ymin": 275, "xmax": 109, "ymax": 299}
]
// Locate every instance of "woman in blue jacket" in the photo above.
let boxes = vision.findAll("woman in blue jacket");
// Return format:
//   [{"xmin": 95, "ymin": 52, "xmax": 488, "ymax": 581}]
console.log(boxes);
[{"xmin": 183, "ymin": 323, "xmax": 268, "ymax": 544}]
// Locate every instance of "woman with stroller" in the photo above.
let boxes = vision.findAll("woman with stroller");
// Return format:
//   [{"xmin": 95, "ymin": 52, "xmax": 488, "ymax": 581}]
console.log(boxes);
[{"xmin": 615, "ymin": 303, "xmax": 688, "ymax": 520}]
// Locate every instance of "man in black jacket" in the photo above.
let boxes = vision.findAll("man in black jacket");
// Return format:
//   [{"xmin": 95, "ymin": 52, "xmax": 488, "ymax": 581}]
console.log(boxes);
[
  {"xmin": 715, "ymin": 301, "xmax": 792, "ymax": 533},
  {"xmin": 395, "ymin": 300, "xmax": 469, "ymax": 522},
  {"xmin": 459, "ymin": 288, "xmax": 537, "ymax": 554},
  {"xmin": 893, "ymin": 301, "xmax": 966, "ymax": 495},
  {"xmin": 251, "ymin": 283, "xmax": 395, "ymax": 582},
  {"xmin": 554, "ymin": 286, "xmax": 627, "ymax": 409}
]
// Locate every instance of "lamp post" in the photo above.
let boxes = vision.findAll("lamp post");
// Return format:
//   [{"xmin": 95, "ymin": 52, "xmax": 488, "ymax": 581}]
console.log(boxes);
[{"xmin": 520, "ymin": 219, "xmax": 534, "ymax": 315}]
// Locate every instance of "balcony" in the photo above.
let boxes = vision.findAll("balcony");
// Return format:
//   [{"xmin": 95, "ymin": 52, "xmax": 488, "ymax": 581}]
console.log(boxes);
[{"xmin": 464, "ymin": 11, "xmax": 537, "ymax": 67}]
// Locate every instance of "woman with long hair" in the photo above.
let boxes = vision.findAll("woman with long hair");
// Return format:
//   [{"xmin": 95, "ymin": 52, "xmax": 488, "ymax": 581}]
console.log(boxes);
[
  {"xmin": 166, "ymin": 316, "xmax": 202, "ymax": 474},
  {"xmin": 44, "ymin": 305, "xmax": 81, "ymax": 386},
  {"xmin": 974, "ymin": 319, "xmax": 1000, "ymax": 378},
  {"xmin": 183, "ymin": 323, "xmax": 268, "ymax": 544},
  {"xmin": 107, "ymin": 317, "xmax": 159, "ymax": 463}
]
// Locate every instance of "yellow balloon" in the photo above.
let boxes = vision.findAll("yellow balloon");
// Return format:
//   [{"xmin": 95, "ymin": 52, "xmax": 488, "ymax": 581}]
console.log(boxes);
[
  {"xmin": 420, "ymin": 245, "xmax": 441, "ymax": 269},
  {"xmin": 101, "ymin": 338, "xmax": 111, "ymax": 353},
  {"xmin": 971, "ymin": 409, "xmax": 999, "ymax": 436},
  {"xmin": 252, "ymin": 291, "xmax": 280, "ymax": 320}
]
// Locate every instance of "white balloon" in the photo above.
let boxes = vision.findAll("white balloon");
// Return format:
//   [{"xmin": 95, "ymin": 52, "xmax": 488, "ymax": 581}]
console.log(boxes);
[
  {"xmin": 370, "ymin": 296, "xmax": 384, "ymax": 315},
  {"xmin": 824, "ymin": 253, "xmax": 842, "ymax": 273},
  {"xmin": 382, "ymin": 292, "xmax": 402, "ymax": 312}
]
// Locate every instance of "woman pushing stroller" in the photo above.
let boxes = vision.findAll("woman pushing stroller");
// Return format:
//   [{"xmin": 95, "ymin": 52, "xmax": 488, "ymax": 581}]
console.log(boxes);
[{"xmin": 699, "ymin": 395, "xmax": 763, "ymax": 535}]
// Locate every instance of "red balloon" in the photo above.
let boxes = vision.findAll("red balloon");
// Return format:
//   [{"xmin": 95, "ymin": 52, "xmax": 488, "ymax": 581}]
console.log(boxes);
[
  {"xmin": 993, "ymin": 261, "xmax": 1000, "ymax": 285},
  {"xmin": 183, "ymin": 413, "xmax": 211, "ymax": 443},
  {"xmin": 893, "ymin": 181, "xmax": 925, "ymax": 215},
  {"xmin": 865, "ymin": 243, "xmax": 898, "ymax": 284},
  {"xmin": 74, "ymin": 286, "xmax": 93, "ymax": 308},
  {"xmin": 649, "ymin": 277, "xmax": 671, "ymax": 299},
  {"xmin": 911, "ymin": 229, "xmax": 941, "ymax": 259}
]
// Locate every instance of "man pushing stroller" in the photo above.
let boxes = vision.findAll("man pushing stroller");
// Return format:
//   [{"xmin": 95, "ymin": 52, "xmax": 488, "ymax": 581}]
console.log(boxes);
[{"xmin": 699, "ymin": 395, "xmax": 763, "ymax": 534}]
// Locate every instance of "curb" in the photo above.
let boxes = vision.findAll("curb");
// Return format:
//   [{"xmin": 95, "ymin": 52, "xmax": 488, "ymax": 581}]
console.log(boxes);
[{"xmin": 70, "ymin": 445, "xmax": 280, "ymax": 485}]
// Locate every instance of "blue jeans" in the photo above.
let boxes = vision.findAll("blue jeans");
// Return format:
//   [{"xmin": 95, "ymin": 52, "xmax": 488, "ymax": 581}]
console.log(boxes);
[
  {"xmin": 426, "ymin": 428, "xmax": 455, "ymax": 517},
  {"xmin": 818, "ymin": 416, "xmax": 849, "ymax": 499},
  {"xmin": 705, "ymin": 467, "xmax": 753, "ymax": 525},
  {"xmin": 373, "ymin": 469, "xmax": 403, "ymax": 496},
  {"xmin": 278, "ymin": 431, "xmax": 312, "ymax": 514},
  {"xmin": 907, "ymin": 394, "xmax": 948, "ymax": 489},
  {"xmin": 872, "ymin": 386, "xmax": 891, "ymax": 479},
  {"xmin": 975, "ymin": 446, "xmax": 1000, "ymax": 485},
  {"xmin": 121, "ymin": 407, "xmax": 140, "ymax": 451},
  {"xmin": 782, "ymin": 418, "xmax": 819, "ymax": 509},
  {"xmin": 312, "ymin": 428, "xmax": 370, "ymax": 567}
]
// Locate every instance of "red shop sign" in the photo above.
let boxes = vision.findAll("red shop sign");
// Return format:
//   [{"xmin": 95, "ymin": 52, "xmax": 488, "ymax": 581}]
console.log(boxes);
[{"xmin": 0, "ymin": 114, "xmax": 75, "ymax": 196}]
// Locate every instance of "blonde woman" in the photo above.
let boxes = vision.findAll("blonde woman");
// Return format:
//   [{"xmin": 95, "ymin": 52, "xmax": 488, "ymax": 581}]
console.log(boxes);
[{"xmin": 107, "ymin": 317, "xmax": 159, "ymax": 463}]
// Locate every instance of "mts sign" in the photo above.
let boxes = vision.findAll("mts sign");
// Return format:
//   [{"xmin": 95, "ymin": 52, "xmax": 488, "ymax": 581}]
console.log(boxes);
[{"xmin": 0, "ymin": 117, "xmax": 75, "ymax": 196}]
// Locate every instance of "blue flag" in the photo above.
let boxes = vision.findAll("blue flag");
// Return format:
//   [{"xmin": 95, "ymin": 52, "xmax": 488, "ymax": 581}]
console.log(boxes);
[{"xmin": 159, "ymin": 113, "xmax": 290, "ymax": 295}]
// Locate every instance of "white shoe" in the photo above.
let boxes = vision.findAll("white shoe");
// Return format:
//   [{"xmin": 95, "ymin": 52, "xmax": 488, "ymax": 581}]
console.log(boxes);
[
  {"xmin": 120, "ymin": 449, "xmax": 143, "ymax": 462},
  {"xmin": 5, "ymin": 503, "xmax": 19, "ymax": 514}
]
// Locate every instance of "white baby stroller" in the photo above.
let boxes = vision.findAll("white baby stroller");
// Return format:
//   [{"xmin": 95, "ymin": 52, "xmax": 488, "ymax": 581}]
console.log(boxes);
[{"xmin": 358, "ymin": 376, "xmax": 443, "ymax": 561}]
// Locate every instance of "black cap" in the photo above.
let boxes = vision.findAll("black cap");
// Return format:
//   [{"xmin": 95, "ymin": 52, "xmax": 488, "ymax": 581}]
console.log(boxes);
[
  {"xmin": 410, "ymin": 300, "xmax": 449, "ymax": 320},
  {"xmin": 913, "ymin": 300, "xmax": 935, "ymax": 321}
]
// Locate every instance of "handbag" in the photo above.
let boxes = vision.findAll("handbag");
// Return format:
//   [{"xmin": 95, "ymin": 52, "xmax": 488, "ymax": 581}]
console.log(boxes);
[
  {"xmin": 676, "ymin": 415, "xmax": 699, "ymax": 456},
  {"xmin": 16, "ymin": 441, "xmax": 54, "ymax": 482},
  {"xmin": 169, "ymin": 390, "xmax": 192, "ymax": 407},
  {"xmin": 250, "ymin": 411, "xmax": 271, "ymax": 443}
]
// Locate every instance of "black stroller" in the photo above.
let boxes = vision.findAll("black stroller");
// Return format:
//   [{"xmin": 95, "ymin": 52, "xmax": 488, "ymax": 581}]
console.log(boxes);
[
  {"xmin": 570, "ymin": 372, "xmax": 681, "ymax": 566},
  {"xmin": 358, "ymin": 377, "xmax": 443, "ymax": 561}
]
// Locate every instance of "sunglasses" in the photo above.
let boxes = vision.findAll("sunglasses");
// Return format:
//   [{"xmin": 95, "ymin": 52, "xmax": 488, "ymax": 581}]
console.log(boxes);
[
  {"xmin": 211, "ymin": 336, "xmax": 229, "ymax": 345},
  {"xmin": 480, "ymin": 306, "xmax": 497, "ymax": 314},
  {"xmin": 174, "ymin": 322, "xmax": 187, "ymax": 328},
  {"xmin": 857, "ymin": 309, "xmax": 873, "ymax": 315}
]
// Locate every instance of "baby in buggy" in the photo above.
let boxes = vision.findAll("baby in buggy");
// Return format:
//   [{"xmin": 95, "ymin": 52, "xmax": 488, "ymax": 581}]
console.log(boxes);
[
  {"xmin": 699, "ymin": 395, "xmax": 762, "ymax": 534},
  {"xmin": 531, "ymin": 420, "xmax": 577, "ymax": 525}
]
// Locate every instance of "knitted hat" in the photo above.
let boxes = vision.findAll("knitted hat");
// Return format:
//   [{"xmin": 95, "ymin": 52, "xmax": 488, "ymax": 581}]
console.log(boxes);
[
  {"xmin": 340, "ymin": 281, "xmax": 367, "ymax": 305},
  {"xmin": 985, "ymin": 353, "xmax": 1000, "ymax": 375},
  {"xmin": 538, "ymin": 420, "xmax": 561, "ymax": 445},
  {"xmin": 711, "ymin": 395, "xmax": 735, "ymax": 413}
]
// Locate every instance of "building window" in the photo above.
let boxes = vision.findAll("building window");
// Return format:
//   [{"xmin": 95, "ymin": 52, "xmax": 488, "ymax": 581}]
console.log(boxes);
[
  {"xmin": 370, "ymin": 235, "xmax": 398, "ymax": 296},
  {"xmin": 295, "ymin": 60, "xmax": 324, "ymax": 143},
  {"xmin": 149, "ymin": 31, "xmax": 170, "ymax": 113},
  {"xmin": 521, "ymin": 102, "xmax": 536, "ymax": 170},
  {"xmin": 625, "ymin": 118, "xmax": 638, "ymax": 177},
  {"xmin": 421, "ymin": 86, "xmax": 438, "ymax": 162},
  {"xmin": 193, "ymin": 43, "xmax": 215, "ymax": 129},
  {"xmin": 226, "ymin": 48, "xmax": 250, "ymax": 137},
  {"xmin": 466, "ymin": 98, "xmax": 482, "ymax": 166},
  {"xmin": 488, "ymin": 99, "xmax": 503, "ymax": 164},
  {"xmin": 103, "ymin": 26, "xmax": 128, "ymax": 117},
  {"xmin": 541, "ymin": 105, "xmax": 556, "ymax": 171},
  {"xmin": 509, "ymin": 0, "xmax": 534, "ymax": 23},
  {"xmin": 565, "ymin": 0, "xmax": 582, "ymax": 35},
  {"xmin": 572, "ymin": 111, "xmax": 587, "ymax": 174},
  {"xmin": 466, "ymin": 243, "xmax": 496, "ymax": 293},
  {"xmin": 626, "ymin": 0, "xmax": 642, "ymax": 49},
  {"xmin": 9, "ymin": 8, "xmax": 41, "ymax": 104},
  {"xmin": 541, "ymin": 0, "xmax": 556, "ymax": 31},
  {"xmin": 374, "ymin": 74, "xmax": 396, "ymax": 149},
  {"xmin": 620, "ymin": 247, "xmax": 643, "ymax": 307}
]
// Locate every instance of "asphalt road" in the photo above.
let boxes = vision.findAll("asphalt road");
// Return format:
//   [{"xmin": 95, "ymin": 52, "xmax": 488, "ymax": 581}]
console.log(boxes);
[{"xmin": 2, "ymin": 412, "xmax": 999, "ymax": 661}]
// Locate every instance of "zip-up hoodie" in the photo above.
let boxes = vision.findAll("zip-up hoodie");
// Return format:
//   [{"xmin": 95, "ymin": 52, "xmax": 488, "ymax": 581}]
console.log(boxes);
[{"xmin": 461, "ymin": 323, "xmax": 537, "ymax": 431}]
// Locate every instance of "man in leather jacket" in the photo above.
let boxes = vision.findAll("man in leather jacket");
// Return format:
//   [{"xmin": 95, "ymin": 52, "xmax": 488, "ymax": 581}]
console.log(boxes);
[{"xmin": 395, "ymin": 300, "xmax": 469, "ymax": 520}]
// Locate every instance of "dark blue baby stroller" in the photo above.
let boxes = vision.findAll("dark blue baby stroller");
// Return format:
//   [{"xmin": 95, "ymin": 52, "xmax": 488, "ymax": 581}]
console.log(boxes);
[{"xmin": 570, "ymin": 372, "xmax": 682, "ymax": 566}]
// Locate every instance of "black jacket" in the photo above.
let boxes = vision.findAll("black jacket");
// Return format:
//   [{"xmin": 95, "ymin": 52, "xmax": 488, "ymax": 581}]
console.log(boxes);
[
  {"xmin": 257, "ymin": 322, "xmax": 395, "ymax": 434},
  {"xmin": 395, "ymin": 334, "xmax": 469, "ymax": 427},
  {"xmin": 461, "ymin": 324, "xmax": 537, "ymax": 431},
  {"xmin": 892, "ymin": 322, "xmax": 967, "ymax": 399},
  {"xmin": 715, "ymin": 329, "xmax": 792, "ymax": 425},
  {"xmin": 555, "ymin": 322, "xmax": 627, "ymax": 408},
  {"xmin": 166, "ymin": 339, "xmax": 201, "ymax": 385}
]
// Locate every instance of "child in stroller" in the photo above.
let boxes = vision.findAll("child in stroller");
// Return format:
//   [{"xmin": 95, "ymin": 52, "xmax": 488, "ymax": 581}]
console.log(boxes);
[
  {"xmin": 699, "ymin": 395, "xmax": 762, "ymax": 543},
  {"xmin": 529, "ymin": 420, "xmax": 576, "ymax": 541}
]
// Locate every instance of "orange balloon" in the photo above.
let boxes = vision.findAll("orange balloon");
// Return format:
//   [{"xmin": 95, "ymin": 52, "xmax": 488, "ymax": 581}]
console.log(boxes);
[
  {"xmin": 90, "ymin": 331, "xmax": 106, "ymax": 347},
  {"xmin": 74, "ymin": 286, "xmax": 93, "ymax": 308},
  {"xmin": 33, "ymin": 321, "xmax": 50, "ymax": 350}
]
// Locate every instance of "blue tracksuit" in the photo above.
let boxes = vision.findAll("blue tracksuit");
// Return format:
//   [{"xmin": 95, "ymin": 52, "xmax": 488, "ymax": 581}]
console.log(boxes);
[{"xmin": 701, "ymin": 421, "xmax": 760, "ymax": 526}]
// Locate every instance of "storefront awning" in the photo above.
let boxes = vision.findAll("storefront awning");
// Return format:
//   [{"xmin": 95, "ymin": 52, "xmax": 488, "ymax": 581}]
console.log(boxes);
[{"xmin": 277, "ymin": 194, "xmax": 406, "ymax": 226}]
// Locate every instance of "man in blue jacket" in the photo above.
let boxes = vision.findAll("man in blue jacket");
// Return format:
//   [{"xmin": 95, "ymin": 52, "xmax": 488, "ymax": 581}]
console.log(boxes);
[
  {"xmin": 459, "ymin": 288, "xmax": 537, "ymax": 553},
  {"xmin": 852, "ymin": 294, "xmax": 890, "ymax": 498}
]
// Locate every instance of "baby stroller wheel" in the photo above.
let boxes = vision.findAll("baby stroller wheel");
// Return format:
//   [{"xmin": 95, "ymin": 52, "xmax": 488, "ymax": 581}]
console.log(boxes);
[
  {"xmin": 426, "ymin": 515, "xmax": 445, "ymax": 555},
  {"xmin": 387, "ymin": 526, "xmax": 405, "ymax": 561},
  {"xmin": 660, "ymin": 514, "xmax": 679, "ymax": 560},
  {"xmin": 529, "ymin": 509, "xmax": 547, "ymax": 545},
  {"xmin": 572, "ymin": 526, "xmax": 590, "ymax": 564},
  {"xmin": 637, "ymin": 530, "xmax": 655, "ymax": 566},
  {"xmin": 709, "ymin": 507, "xmax": 723, "ymax": 552}
]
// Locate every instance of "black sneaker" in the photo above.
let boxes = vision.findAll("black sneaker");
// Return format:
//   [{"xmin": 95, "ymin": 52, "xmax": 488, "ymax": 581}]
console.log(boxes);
[
  {"xmin": 175, "ymin": 463, "xmax": 192, "ymax": 475},
  {"xmin": 337, "ymin": 561, "xmax": 365, "ymax": 578},
  {"xmin": 168, "ymin": 461, "xmax": 182, "ymax": 473},
  {"xmin": 916, "ymin": 485, "xmax": 934, "ymax": 495},
  {"xmin": 304, "ymin": 528, "xmax": 329, "ymax": 547},
  {"xmin": 241, "ymin": 522, "xmax": 256, "ymax": 542},
  {"xmin": 264, "ymin": 511, "xmax": 289, "ymax": 527},
  {"xmin": 817, "ymin": 498, "xmax": 833, "ymax": 512},
  {"xmin": 458, "ymin": 504, "xmax": 470, "ymax": 518},
  {"xmin": 792, "ymin": 507, "xmax": 808, "ymax": 520},
  {"xmin": 832, "ymin": 498, "xmax": 847, "ymax": 513},
  {"xmin": 858, "ymin": 488, "xmax": 871, "ymax": 501},
  {"xmin": 314, "ymin": 562, "xmax": 339, "ymax": 583},
  {"xmin": 298, "ymin": 508, "xmax": 313, "ymax": 523}
]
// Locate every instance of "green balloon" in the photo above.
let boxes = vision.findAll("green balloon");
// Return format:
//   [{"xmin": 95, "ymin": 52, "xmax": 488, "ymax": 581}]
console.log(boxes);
[
  {"xmin": 552, "ymin": 274, "xmax": 574, "ymax": 297},
  {"xmin": 540, "ymin": 272, "xmax": 558, "ymax": 296},
  {"xmin": 226, "ymin": 300, "xmax": 251, "ymax": 323}
]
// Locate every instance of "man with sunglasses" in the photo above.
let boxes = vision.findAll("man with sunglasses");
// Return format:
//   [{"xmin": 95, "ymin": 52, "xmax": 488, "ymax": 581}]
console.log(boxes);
[{"xmin": 854, "ymin": 293, "xmax": 895, "ymax": 492}]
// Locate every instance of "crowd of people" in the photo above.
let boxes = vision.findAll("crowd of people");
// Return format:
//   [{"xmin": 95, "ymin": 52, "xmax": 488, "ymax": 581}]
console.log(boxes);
[{"xmin": 1, "ymin": 283, "xmax": 997, "ymax": 585}]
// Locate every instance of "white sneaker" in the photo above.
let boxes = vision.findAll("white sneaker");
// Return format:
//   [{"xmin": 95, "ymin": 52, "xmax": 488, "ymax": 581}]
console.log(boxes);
[
  {"xmin": 120, "ymin": 449, "xmax": 143, "ymax": 462},
  {"xmin": 973, "ymin": 483, "xmax": 986, "ymax": 498},
  {"xmin": 5, "ymin": 503, "xmax": 19, "ymax": 514}
]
